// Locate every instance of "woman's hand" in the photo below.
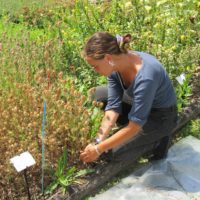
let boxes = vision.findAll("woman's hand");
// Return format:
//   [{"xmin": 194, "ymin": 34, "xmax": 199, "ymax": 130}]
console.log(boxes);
[{"xmin": 80, "ymin": 143, "xmax": 101, "ymax": 163}]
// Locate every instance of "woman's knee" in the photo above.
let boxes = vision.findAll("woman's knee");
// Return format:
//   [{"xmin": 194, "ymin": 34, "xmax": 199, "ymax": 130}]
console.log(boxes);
[
  {"xmin": 88, "ymin": 86, "xmax": 108, "ymax": 102},
  {"xmin": 88, "ymin": 86, "xmax": 108, "ymax": 109}
]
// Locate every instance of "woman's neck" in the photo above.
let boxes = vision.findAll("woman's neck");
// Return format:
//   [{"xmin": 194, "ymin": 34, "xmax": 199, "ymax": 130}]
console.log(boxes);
[{"xmin": 115, "ymin": 52, "xmax": 142, "ymax": 85}]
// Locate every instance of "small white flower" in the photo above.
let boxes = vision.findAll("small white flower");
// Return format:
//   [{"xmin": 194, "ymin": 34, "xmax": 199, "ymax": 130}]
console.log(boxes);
[{"xmin": 176, "ymin": 73, "xmax": 186, "ymax": 85}]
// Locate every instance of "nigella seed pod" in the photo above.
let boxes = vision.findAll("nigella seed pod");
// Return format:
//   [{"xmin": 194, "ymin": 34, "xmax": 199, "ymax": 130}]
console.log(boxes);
[
  {"xmin": 81, "ymin": 128, "xmax": 86, "ymax": 132},
  {"xmin": 92, "ymin": 101, "xmax": 97, "ymax": 106},
  {"xmin": 99, "ymin": 102, "xmax": 104, "ymax": 108},
  {"xmin": 58, "ymin": 72, "xmax": 63, "ymax": 79},
  {"xmin": 13, "ymin": 60, "xmax": 18, "ymax": 65}
]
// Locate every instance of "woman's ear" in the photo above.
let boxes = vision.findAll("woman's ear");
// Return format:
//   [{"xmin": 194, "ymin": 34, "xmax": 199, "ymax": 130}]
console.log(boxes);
[
  {"xmin": 104, "ymin": 54, "xmax": 116, "ymax": 67},
  {"xmin": 104, "ymin": 54, "xmax": 112, "ymax": 62}
]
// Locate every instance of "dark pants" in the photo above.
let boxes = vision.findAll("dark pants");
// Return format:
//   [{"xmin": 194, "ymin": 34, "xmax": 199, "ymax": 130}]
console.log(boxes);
[{"xmin": 92, "ymin": 86, "xmax": 178, "ymax": 160}]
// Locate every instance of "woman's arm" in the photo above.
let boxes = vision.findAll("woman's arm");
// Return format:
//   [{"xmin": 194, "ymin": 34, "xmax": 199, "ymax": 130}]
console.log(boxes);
[
  {"xmin": 98, "ymin": 121, "xmax": 141, "ymax": 153},
  {"xmin": 80, "ymin": 120, "xmax": 141, "ymax": 163},
  {"xmin": 96, "ymin": 110, "xmax": 119, "ymax": 141}
]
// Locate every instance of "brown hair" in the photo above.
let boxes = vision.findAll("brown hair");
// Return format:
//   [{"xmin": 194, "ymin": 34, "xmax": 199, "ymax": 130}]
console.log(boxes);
[{"xmin": 83, "ymin": 32, "xmax": 132, "ymax": 60}]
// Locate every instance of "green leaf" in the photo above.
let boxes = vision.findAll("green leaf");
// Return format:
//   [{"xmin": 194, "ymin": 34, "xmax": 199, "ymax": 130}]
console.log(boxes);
[
  {"xmin": 58, "ymin": 176, "xmax": 72, "ymax": 187},
  {"xmin": 44, "ymin": 181, "xmax": 59, "ymax": 194},
  {"xmin": 55, "ymin": 148, "xmax": 68, "ymax": 177},
  {"xmin": 74, "ymin": 169, "xmax": 94, "ymax": 178},
  {"xmin": 66, "ymin": 166, "xmax": 77, "ymax": 176},
  {"xmin": 62, "ymin": 187, "xmax": 67, "ymax": 194}
]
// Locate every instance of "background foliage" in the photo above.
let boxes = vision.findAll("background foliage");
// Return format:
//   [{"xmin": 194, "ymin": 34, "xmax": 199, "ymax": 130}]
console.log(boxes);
[{"xmin": 0, "ymin": 0, "xmax": 199, "ymax": 199}]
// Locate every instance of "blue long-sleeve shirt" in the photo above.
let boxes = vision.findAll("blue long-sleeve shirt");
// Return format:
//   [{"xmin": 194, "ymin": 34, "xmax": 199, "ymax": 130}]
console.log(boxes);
[{"xmin": 105, "ymin": 51, "xmax": 177, "ymax": 126}]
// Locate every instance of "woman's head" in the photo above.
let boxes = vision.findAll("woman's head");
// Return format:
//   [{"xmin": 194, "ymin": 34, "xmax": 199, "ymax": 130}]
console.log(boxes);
[
  {"xmin": 83, "ymin": 32, "xmax": 132, "ymax": 76},
  {"xmin": 83, "ymin": 32, "xmax": 132, "ymax": 60}
]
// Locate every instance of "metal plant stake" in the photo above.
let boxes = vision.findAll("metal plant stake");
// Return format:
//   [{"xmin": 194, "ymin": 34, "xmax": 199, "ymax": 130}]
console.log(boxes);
[{"xmin": 41, "ymin": 101, "xmax": 47, "ymax": 194}]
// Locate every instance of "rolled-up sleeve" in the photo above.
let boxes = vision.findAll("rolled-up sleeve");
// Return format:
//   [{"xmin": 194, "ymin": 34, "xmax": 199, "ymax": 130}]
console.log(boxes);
[
  {"xmin": 128, "ymin": 78, "xmax": 158, "ymax": 126},
  {"xmin": 105, "ymin": 73, "xmax": 123, "ymax": 114}
]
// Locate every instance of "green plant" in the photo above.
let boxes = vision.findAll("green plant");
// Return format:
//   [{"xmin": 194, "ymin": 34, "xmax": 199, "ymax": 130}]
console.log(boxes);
[
  {"xmin": 1, "ymin": 0, "xmax": 199, "ymax": 90},
  {"xmin": 177, "ymin": 118, "xmax": 200, "ymax": 139},
  {"xmin": 89, "ymin": 106, "xmax": 103, "ymax": 138},
  {"xmin": 0, "ymin": 68, "xmax": 98, "ymax": 199},
  {"xmin": 176, "ymin": 75, "xmax": 192, "ymax": 111},
  {"xmin": 45, "ymin": 148, "xmax": 94, "ymax": 194}
]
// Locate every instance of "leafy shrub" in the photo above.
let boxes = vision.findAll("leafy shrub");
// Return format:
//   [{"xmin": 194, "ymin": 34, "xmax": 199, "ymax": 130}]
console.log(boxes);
[
  {"xmin": 3, "ymin": 0, "xmax": 199, "ymax": 91},
  {"xmin": 0, "ymin": 68, "xmax": 103, "ymax": 197}
]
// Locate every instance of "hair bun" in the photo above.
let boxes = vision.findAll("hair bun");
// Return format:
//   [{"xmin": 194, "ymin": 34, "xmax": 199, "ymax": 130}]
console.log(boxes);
[
  {"xmin": 119, "ymin": 34, "xmax": 131, "ymax": 53},
  {"xmin": 123, "ymin": 34, "xmax": 132, "ymax": 43}
]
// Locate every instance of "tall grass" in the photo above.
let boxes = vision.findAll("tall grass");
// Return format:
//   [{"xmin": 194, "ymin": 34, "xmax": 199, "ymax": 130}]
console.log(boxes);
[{"xmin": 0, "ymin": 0, "xmax": 55, "ymax": 15}]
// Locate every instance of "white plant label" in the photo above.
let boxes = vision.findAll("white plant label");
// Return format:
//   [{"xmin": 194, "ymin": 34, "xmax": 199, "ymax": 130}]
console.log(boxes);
[
  {"xmin": 176, "ymin": 73, "xmax": 185, "ymax": 85},
  {"xmin": 10, "ymin": 151, "xmax": 36, "ymax": 172}
]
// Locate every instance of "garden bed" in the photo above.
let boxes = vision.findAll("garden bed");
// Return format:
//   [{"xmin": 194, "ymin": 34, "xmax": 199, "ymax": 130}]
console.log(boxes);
[{"xmin": 48, "ymin": 69, "xmax": 200, "ymax": 200}]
